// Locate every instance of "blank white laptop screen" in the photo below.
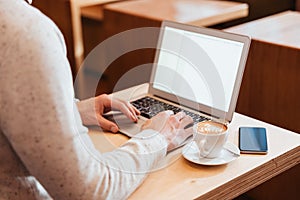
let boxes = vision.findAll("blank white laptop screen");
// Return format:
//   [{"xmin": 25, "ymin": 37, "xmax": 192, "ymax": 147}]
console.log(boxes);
[{"xmin": 153, "ymin": 26, "xmax": 244, "ymax": 112}]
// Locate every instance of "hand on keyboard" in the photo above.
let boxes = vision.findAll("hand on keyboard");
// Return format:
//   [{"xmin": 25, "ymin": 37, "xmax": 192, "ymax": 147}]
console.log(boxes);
[
  {"xmin": 131, "ymin": 96, "xmax": 208, "ymax": 124},
  {"xmin": 141, "ymin": 110, "xmax": 193, "ymax": 151}
]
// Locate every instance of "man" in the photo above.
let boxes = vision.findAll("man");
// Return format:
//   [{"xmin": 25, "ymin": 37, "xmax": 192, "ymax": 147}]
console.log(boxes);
[{"xmin": 0, "ymin": 0, "xmax": 193, "ymax": 199}]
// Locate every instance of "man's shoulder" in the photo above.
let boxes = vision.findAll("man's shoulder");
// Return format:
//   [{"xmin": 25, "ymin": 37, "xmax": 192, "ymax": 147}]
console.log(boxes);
[
  {"xmin": 0, "ymin": 1, "xmax": 58, "ymax": 42},
  {"xmin": 0, "ymin": 0, "xmax": 65, "ymax": 59}
]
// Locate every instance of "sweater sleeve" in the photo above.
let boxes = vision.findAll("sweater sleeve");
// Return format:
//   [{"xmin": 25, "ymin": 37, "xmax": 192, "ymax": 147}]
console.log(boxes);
[{"xmin": 0, "ymin": 7, "xmax": 167, "ymax": 200}]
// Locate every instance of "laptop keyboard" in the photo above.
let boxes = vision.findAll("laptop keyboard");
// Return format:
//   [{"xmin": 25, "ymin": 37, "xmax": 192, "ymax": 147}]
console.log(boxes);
[{"xmin": 131, "ymin": 96, "xmax": 208, "ymax": 123}]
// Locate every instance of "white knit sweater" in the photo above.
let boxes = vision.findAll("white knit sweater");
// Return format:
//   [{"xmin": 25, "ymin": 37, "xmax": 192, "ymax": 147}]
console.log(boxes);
[{"xmin": 0, "ymin": 0, "xmax": 167, "ymax": 199}]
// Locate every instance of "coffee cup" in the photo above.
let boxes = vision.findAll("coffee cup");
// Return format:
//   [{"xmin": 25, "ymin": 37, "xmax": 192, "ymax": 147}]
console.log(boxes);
[{"xmin": 193, "ymin": 121, "xmax": 228, "ymax": 158}]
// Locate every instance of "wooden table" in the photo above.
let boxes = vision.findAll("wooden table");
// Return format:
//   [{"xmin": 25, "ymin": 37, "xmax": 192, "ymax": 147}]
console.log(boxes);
[
  {"xmin": 89, "ymin": 83, "xmax": 300, "ymax": 200},
  {"xmin": 102, "ymin": 0, "xmax": 249, "ymax": 45},
  {"xmin": 225, "ymin": 11, "xmax": 300, "ymax": 134},
  {"xmin": 104, "ymin": 0, "xmax": 248, "ymax": 27}
]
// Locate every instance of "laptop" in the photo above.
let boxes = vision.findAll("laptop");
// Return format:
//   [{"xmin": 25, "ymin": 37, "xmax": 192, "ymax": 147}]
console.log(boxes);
[{"xmin": 106, "ymin": 20, "xmax": 251, "ymax": 139}]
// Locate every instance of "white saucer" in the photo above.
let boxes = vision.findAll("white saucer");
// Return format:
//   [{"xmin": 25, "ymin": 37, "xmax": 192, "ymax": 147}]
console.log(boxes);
[{"xmin": 182, "ymin": 141, "xmax": 240, "ymax": 166}]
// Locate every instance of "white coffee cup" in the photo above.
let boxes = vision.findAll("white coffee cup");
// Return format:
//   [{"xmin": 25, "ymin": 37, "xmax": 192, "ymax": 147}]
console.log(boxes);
[{"xmin": 193, "ymin": 121, "xmax": 228, "ymax": 158}]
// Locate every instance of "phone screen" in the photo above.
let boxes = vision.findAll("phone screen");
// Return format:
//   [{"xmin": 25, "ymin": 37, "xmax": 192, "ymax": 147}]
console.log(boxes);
[{"xmin": 239, "ymin": 127, "xmax": 268, "ymax": 154}]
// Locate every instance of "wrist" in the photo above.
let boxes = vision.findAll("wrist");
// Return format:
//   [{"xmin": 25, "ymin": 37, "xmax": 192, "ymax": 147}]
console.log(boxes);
[{"xmin": 76, "ymin": 97, "xmax": 98, "ymax": 126}]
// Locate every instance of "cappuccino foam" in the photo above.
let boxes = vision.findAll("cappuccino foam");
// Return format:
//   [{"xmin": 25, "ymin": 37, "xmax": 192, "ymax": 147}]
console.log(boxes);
[{"xmin": 196, "ymin": 121, "xmax": 227, "ymax": 134}]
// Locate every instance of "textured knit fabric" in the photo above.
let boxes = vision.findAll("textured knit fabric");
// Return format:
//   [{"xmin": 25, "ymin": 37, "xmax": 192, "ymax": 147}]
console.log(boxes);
[{"xmin": 0, "ymin": 0, "xmax": 168, "ymax": 199}]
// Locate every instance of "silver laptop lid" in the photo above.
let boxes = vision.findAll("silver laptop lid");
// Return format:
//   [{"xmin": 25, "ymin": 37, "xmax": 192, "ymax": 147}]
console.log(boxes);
[{"xmin": 149, "ymin": 21, "xmax": 251, "ymax": 123}]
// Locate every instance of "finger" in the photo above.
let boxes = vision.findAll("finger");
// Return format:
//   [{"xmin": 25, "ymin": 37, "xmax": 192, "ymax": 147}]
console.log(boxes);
[
  {"xmin": 152, "ymin": 110, "xmax": 173, "ymax": 118},
  {"xmin": 165, "ymin": 110, "xmax": 174, "ymax": 116},
  {"xmin": 97, "ymin": 115, "xmax": 119, "ymax": 133},
  {"xmin": 125, "ymin": 101, "xmax": 140, "ymax": 119},
  {"xmin": 170, "ymin": 128, "xmax": 193, "ymax": 150},
  {"xmin": 126, "ymin": 104, "xmax": 139, "ymax": 122},
  {"xmin": 169, "ymin": 111, "xmax": 186, "ymax": 126},
  {"xmin": 157, "ymin": 110, "xmax": 174, "ymax": 126},
  {"xmin": 181, "ymin": 127, "xmax": 193, "ymax": 140},
  {"xmin": 100, "ymin": 94, "xmax": 113, "ymax": 113},
  {"xmin": 132, "ymin": 105, "xmax": 141, "ymax": 115},
  {"xmin": 123, "ymin": 101, "xmax": 138, "ymax": 121},
  {"xmin": 112, "ymin": 100, "xmax": 138, "ymax": 122},
  {"xmin": 174, "ymin": 111, "xmax": 186, "ymax": 121},
  {"xmin": 179, "ymin": 115, "xmax": 194, "ymax": 129},
  {"xmin": 159, "ymin": 110, "xmax": 174, "ymax": 117}
]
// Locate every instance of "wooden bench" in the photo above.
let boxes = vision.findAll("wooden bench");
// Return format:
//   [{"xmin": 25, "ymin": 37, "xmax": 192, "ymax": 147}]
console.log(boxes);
[{"xmin": 225, "ymin": 11, "xmax": 300, "ymax": 134}]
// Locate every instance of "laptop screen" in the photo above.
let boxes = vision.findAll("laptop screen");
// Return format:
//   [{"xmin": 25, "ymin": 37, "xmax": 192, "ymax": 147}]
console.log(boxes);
[{"xmin": 152, "ymin": 25, "xmax": 245, "ymax": 113}]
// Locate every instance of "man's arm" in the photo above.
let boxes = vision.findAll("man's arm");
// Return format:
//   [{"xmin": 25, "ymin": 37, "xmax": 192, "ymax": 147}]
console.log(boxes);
[{"xmin": 0, "ymin": 13, "xmax": 167, "ymax": 199}]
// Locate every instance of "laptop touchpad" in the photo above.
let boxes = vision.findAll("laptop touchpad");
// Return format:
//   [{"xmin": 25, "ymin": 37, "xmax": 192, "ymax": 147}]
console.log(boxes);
[{"xmin": 105, "ymin": 113, "xmax": 147, "ymax": 137}]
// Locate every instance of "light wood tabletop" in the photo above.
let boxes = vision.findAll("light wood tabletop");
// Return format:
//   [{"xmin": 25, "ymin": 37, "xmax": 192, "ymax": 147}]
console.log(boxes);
[
  {"xmin": 104, "ymin": 0, "xmax": 249, "ymax": 27},
  {"xmin": 89, "ymin": 83, "xmax": 300, "ymax": 200}
]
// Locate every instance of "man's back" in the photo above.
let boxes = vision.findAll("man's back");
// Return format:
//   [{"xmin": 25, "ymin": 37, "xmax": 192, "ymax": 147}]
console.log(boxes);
[{"xmin": 0, "ymin": 0, "xmax": 66, "ymax": 199}]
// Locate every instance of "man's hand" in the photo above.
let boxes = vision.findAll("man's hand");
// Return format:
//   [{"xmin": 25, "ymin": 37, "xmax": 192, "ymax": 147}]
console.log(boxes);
[
  {"xmin": 142, "ymin": 111, "xmax": 193, "ymax": 151},
  {"xmin": 77, "ymin": 94, "xmax": 140, "ymax": 133}
]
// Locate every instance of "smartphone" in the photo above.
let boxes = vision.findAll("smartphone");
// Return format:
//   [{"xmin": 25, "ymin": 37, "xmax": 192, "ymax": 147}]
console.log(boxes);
[{"xmin": 239, "ymin": 127, "xmax": 268, "ymax": 154}]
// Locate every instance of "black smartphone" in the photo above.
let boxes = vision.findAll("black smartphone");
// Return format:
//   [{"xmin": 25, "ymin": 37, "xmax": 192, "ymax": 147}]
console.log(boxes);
[{"xmin": 239, "ymin": 127, "xmax": 268, "ymax": 154}]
